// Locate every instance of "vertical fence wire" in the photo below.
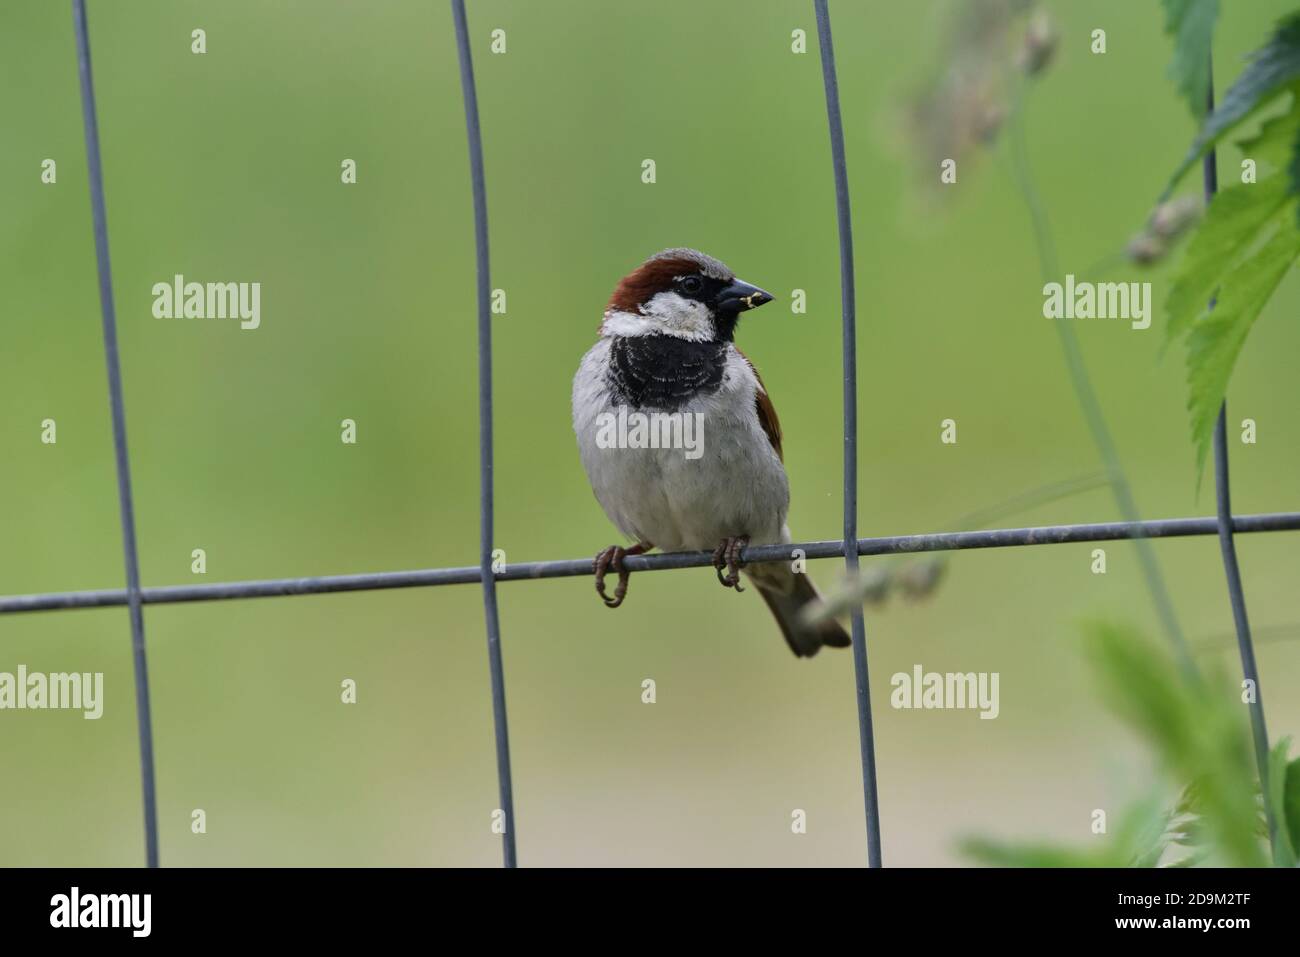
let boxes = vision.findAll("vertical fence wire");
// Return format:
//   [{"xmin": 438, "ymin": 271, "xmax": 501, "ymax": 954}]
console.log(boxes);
[
  {"xmin": 1203, "ymin": 66, "xmax": 1274, "ymax": 850},
  {"xmin": 814, "ymin": 0, "xmax": 883, "ymax": 869},
  {"xmin": 71, "ymin": 0, "xmax": 159, "ymax": 868},
  {"xmin": 451, "ymin": 0, "xmax": 518, "ymax": 868}
]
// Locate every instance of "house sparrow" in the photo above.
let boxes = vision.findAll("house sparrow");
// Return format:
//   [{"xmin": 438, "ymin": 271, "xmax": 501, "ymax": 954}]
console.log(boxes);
[{"xmin": 571, "ymin": 248, "xmax": 851, "ymax": 657}]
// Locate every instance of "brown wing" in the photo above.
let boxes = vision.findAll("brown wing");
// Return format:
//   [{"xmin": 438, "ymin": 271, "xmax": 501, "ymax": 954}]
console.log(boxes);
[{"xmin": 737, "ymin": 350, "xmax": 783, "ymax": 462}]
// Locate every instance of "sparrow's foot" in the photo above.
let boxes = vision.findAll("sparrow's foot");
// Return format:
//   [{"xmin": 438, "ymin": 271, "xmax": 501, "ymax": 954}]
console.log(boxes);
[
  {"xmin": 593, "ymin": 542, "xmax": 650, "ymax": 609},
  {"xmin": 711, "ymin": 536, "xmax": 749, "ymax": 592}
]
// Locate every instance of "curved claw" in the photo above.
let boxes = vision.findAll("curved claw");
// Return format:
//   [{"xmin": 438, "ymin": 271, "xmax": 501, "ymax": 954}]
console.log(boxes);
[
  {"xmin": 727, "ymin": 536, "xmax": 748, "ymax": 592},
  {"xmin": 712, "ymin": 541, "xmax": 730, "ymax": 587},
  {"xmin": 593, "ymin": 542, "xmax": 651, "ymax": 609},
  {"xmin": 594, "ymin": 545, "xmax": 627, "ymax": 608},
  {"xmin": 712, "ymin": 536, "xmax": 749, "ymax": 591}
]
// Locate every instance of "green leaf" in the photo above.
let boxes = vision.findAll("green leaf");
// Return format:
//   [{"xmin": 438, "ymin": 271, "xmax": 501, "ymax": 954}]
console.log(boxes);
[
  {"xmin": 959, "ymin": 799, "xmax": 1170, "ymax": 868},
  {"xmin": 1084, "ymin": 623, "xmax": 1267, "ymax": 866},
  {"xmin": 1163, "ymin": 177, "xmax": 1290, "ymax": 347},
  {"xmin": 1164, "ymin": 13, "xmax": 1300, "ymax": 194},
  {"xmin": 1162, "ymin": 0, "xmax": 1220, "ymax": 117},
  {"xmin": 1167, "ymin": 848, "xmax": 1212, "ymax": 867},
  {"xmin": 1237, "ymin": 90, "xmax": 1300, "ymax": 172},
  {"xmin": 1266, "ymin": 738, "xmax": 1297, "ymax": 867},
  {"xmin": 960, "ymin": 623, "xmax": 1275, "ymax": 868},
  {"xmin": 1291, "ymin": 121, "xmax": 1300, "ymax": 223},
  {"xmin": 1165, "ymin": 97, "xmax": 1300, "ymax": 478},
  {"xmin": 1285, "ymin": 756, "xmax": 1300, "ymax": 862},
  {"xmin": 1164, "ymin": 97, "xmax": 1300, "ymax": 348},
  {"xmin": 1169, "ymin": 813, "xmax": 1212, "ymax": 847},
  {"xmin": 1183, "ymin": 202, "xmax": 1300, "ymax": 476},
  {"xmin": 959, "ymin": 837, "xmax": 1115, "ymax": 868}
]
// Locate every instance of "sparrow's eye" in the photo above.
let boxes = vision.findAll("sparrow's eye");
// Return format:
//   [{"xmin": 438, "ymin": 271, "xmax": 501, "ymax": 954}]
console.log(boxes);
[{"xmin": 678, "ymin": 276, "xmax": 703, "ymax": 296}]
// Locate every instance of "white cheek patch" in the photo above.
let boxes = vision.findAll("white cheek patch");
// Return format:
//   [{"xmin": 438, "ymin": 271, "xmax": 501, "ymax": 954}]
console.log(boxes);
[
  {"xmin": 601, "ymin": 309, "xmax": 656, "ymax": 338},
  {"xmin": 635, "ymin": 291, "xmax": 714, "ymax": 341}
]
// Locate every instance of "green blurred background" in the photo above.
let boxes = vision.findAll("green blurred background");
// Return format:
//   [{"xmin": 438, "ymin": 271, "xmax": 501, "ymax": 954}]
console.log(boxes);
[{"xmin": 2, "ymin": 0, "xmax": 1297, "ymax": 867}]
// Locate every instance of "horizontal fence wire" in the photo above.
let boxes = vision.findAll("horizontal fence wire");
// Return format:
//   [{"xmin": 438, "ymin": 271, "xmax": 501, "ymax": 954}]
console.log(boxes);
[
  {"xmin": 71, "ymin": 0, "xmax": 160, "ymax": 868},
  {"xmin": 4, "ymin": 513, "xmax": 1299, "ymax": 615}
]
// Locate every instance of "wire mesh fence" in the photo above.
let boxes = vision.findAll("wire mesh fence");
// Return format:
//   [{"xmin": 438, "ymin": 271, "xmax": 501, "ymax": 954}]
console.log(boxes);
[{"xmin": 5, "ymin": 0, "xmax": 1293, "ymax": 869}]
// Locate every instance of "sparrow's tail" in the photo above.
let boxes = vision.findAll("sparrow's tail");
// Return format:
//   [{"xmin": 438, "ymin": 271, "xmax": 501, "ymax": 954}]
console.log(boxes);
[{"xmin": 749, "ymin": 565, "xmax": 851, "ymax": 658}]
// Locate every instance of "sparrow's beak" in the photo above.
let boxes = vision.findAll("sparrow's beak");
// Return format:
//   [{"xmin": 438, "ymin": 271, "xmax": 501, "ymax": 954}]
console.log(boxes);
[{"xmin": 717, "ymin": 278, "xmax": 774, "ymax": 313}]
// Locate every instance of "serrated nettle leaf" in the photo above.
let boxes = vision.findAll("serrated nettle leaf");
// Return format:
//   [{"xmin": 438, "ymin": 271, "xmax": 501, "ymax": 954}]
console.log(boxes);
[
  {"xmin": 1184, "ymin": 202, "xmax": 1300, "ymax": 477},
  {"xmin": 1235, "ymin": 90, "xmax": 1300, "ymax": 172},
  {"xmin": 1164, "ymin": 176, "xmax": 1290, "ymax": 347},
  {"xmin": 1164, "ymin": 13, "xmax": 1300, "ymax": 193},
  {"xmin": 1165, "ymin": 93, "xmax": 1300, "ymax": 481},
  {"xmin": 1162, "ymin": 0, "xmax": 1219, "ymax": 118}
]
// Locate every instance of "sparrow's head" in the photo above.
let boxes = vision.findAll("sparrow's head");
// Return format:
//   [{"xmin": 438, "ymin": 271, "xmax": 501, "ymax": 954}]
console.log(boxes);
[{"xmin": 601, "ymin": 247, "xmax": 773, "ymax": 343}]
